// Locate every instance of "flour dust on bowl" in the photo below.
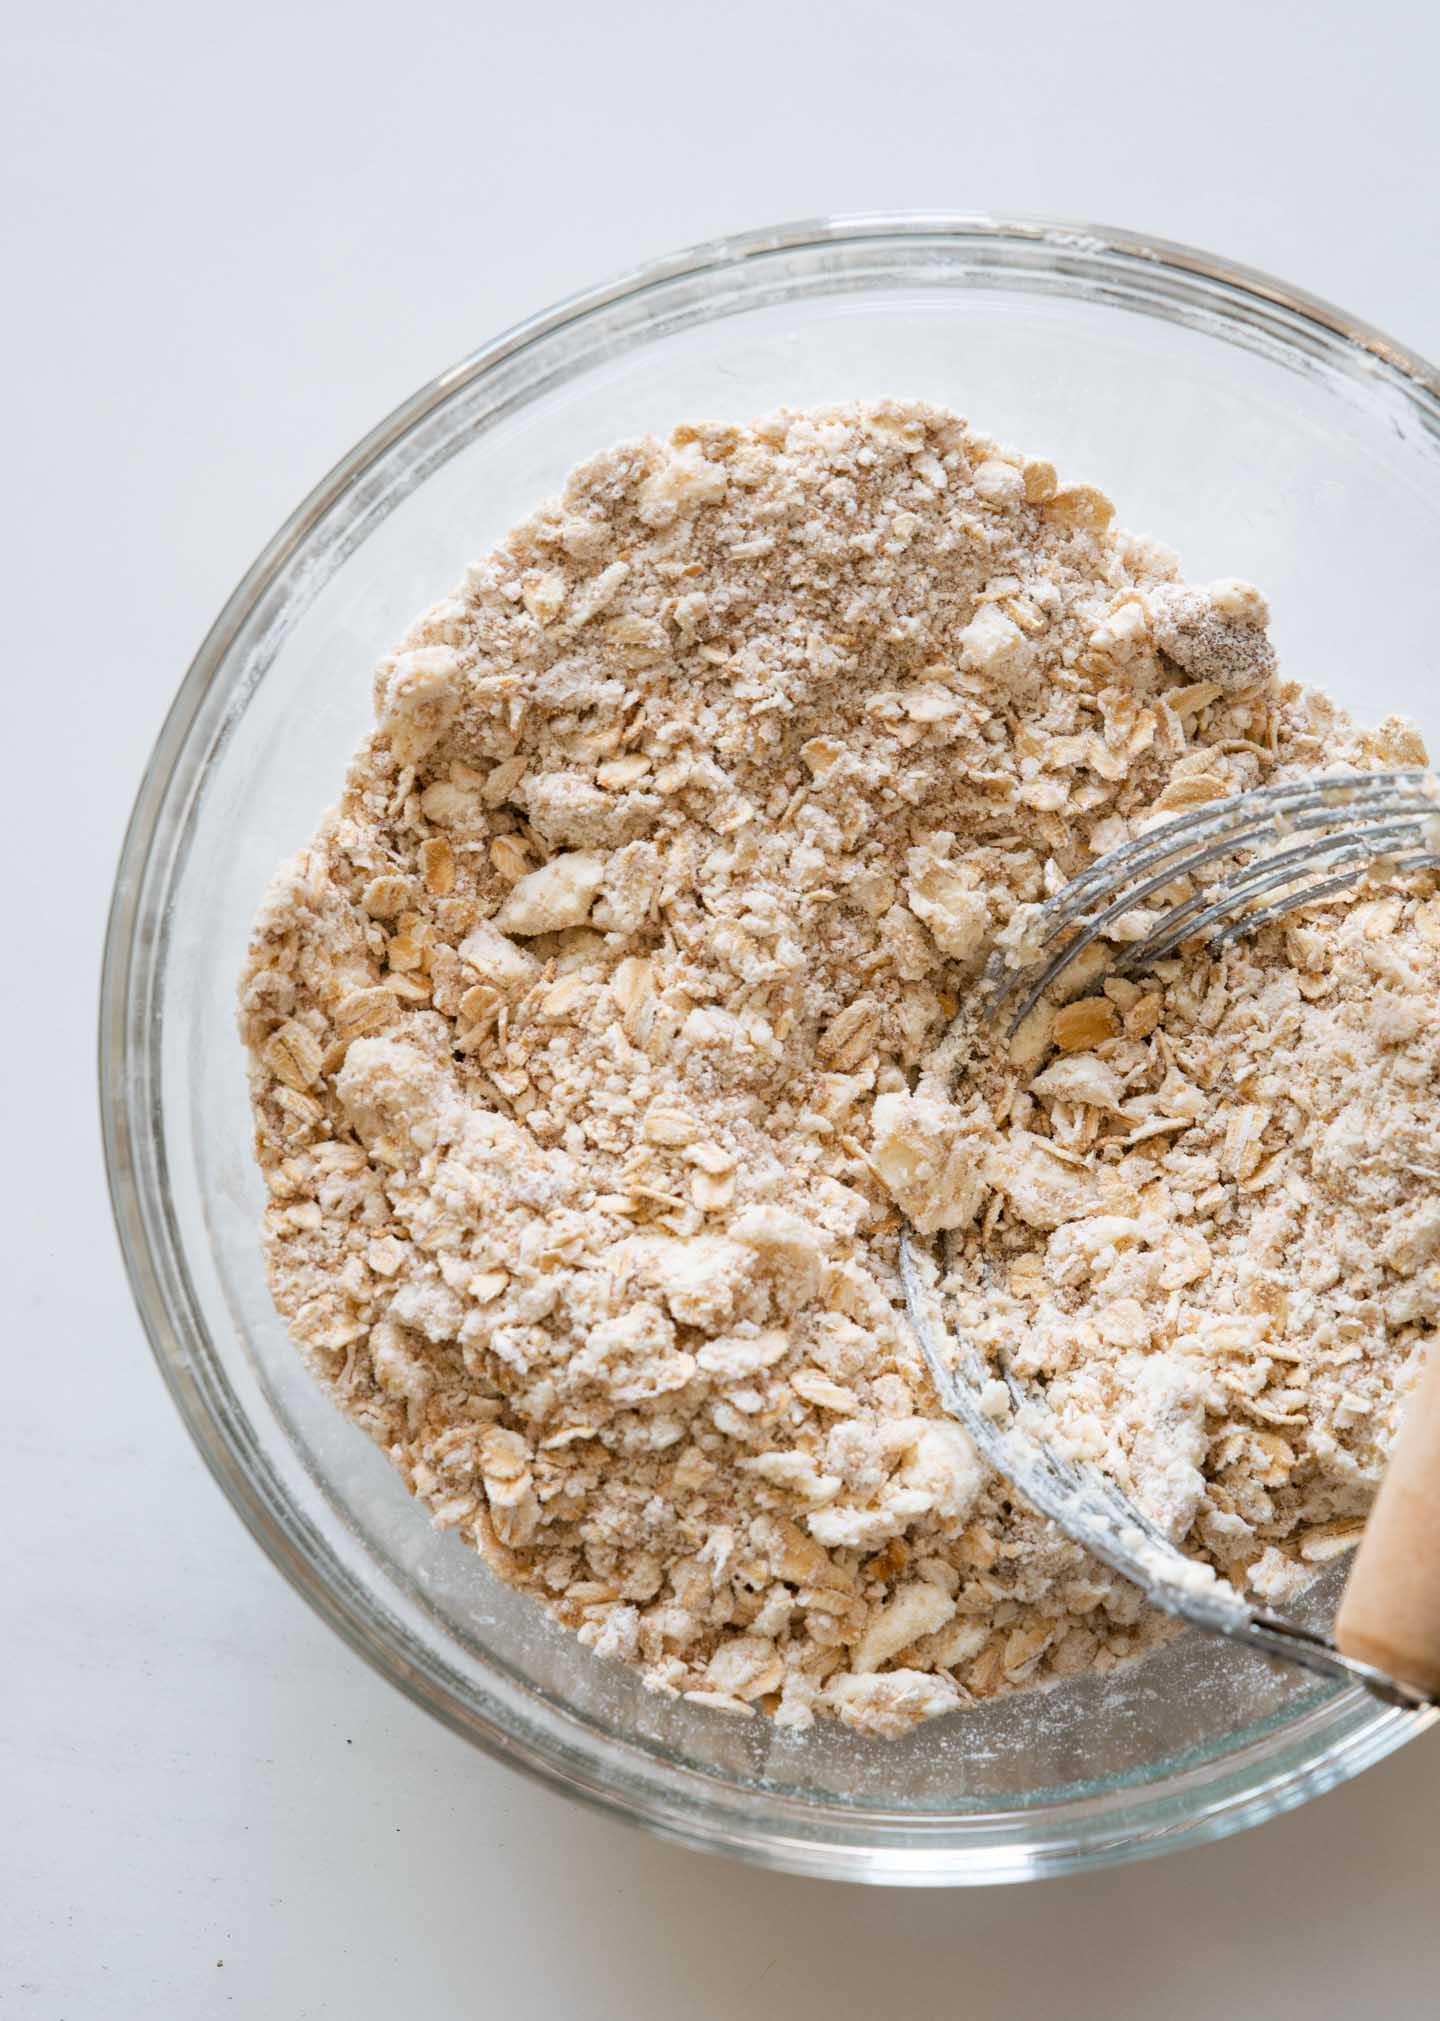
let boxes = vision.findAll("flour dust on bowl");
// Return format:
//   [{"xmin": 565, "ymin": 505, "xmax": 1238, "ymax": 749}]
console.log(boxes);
[{"xmin": 101, "ymin": 215, "xmax": 1440, "ymax": 1883}]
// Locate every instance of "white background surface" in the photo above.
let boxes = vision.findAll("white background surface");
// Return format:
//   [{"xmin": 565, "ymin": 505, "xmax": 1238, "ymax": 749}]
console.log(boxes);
[{"xmin": 6, "ymin": 2, "xmax": 1440, "ymax": 2013}]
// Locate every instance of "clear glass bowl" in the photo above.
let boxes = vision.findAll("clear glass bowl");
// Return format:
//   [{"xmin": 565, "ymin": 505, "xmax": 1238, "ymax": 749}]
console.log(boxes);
[{"xmin": 101, "ymin": 214, "xmax": 1440, "ymax": 1884}]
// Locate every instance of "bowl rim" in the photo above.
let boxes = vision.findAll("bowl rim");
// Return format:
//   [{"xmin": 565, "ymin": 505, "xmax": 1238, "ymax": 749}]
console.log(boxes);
[{"xmin": 99, "ymin": 210, "xmax": 1440, "ymax": 1885}]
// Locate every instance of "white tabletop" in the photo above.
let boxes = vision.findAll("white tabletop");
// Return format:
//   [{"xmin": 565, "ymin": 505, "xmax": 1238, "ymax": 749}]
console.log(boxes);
[{"xmin": 8, "ymin": 2, "xmax": 1440, "ymax": 2011}]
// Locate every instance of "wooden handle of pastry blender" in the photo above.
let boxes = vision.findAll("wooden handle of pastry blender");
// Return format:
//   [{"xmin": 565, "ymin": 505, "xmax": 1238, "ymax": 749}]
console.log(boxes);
[{"xmin": 1336, "ymin": 1349, "xmax": 1440, "ymax": 1699}]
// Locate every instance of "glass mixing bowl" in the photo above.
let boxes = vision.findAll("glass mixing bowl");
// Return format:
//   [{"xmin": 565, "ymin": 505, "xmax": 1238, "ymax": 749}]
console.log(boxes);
[{"xmin": 101, "ymin": 214, "xmax": 1440, "ymax": 1884}]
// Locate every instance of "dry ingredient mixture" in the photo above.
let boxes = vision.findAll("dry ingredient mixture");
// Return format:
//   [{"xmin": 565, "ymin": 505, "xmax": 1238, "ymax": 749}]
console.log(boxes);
[
  {"xmin": 240, "ymin": 400, "xmax": 1438, "ymax": 1738},
  {"xmin": 918, "ymin": 895, "xmax": 1440, "ymax": 1593}
]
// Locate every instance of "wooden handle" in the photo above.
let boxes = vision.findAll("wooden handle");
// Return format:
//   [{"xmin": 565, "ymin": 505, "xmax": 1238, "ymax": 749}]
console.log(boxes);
[{"xmin": 1336, "ymin": 1349, "xmax": 1440, "ymax": 1697}]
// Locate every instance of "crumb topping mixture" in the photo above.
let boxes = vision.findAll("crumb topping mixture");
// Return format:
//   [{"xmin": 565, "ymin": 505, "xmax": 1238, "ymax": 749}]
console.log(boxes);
[
  {"xmin": 241, "ymin": 401, "xmax": 1433, "ymax": 1735},
  {"xmin": 922, "ymin": 895, "xmax": 1440, "ymax": 1598}
]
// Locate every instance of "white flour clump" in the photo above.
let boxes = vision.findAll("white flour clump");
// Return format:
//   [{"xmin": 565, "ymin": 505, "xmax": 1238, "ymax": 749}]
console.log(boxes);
[{"xmin": 240, "ymin": 401, "xmax": 1433, "ymax": 1735}]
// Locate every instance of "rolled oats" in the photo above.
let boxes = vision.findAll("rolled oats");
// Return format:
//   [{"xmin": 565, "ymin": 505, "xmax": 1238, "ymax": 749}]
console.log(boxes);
[
  {"xmin": 242, "ymin": 400, "xmax": 1432, "ymax": 1735},
  {"xmin": 928, "ymin": 896, "xmax": 1439, "ymax": 1599}
]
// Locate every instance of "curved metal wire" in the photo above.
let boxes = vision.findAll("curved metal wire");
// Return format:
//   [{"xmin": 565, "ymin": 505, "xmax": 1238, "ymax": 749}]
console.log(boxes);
[{"xmin": 987, "ymin": 770, "xmax": 1437, "ymax": 1031}]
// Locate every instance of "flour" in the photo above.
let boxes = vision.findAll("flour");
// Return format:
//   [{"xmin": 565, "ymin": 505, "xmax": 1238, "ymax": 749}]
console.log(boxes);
[{"xmin": 240, "ymin": 401, "xmax": 1432, "ymax": 1734}]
